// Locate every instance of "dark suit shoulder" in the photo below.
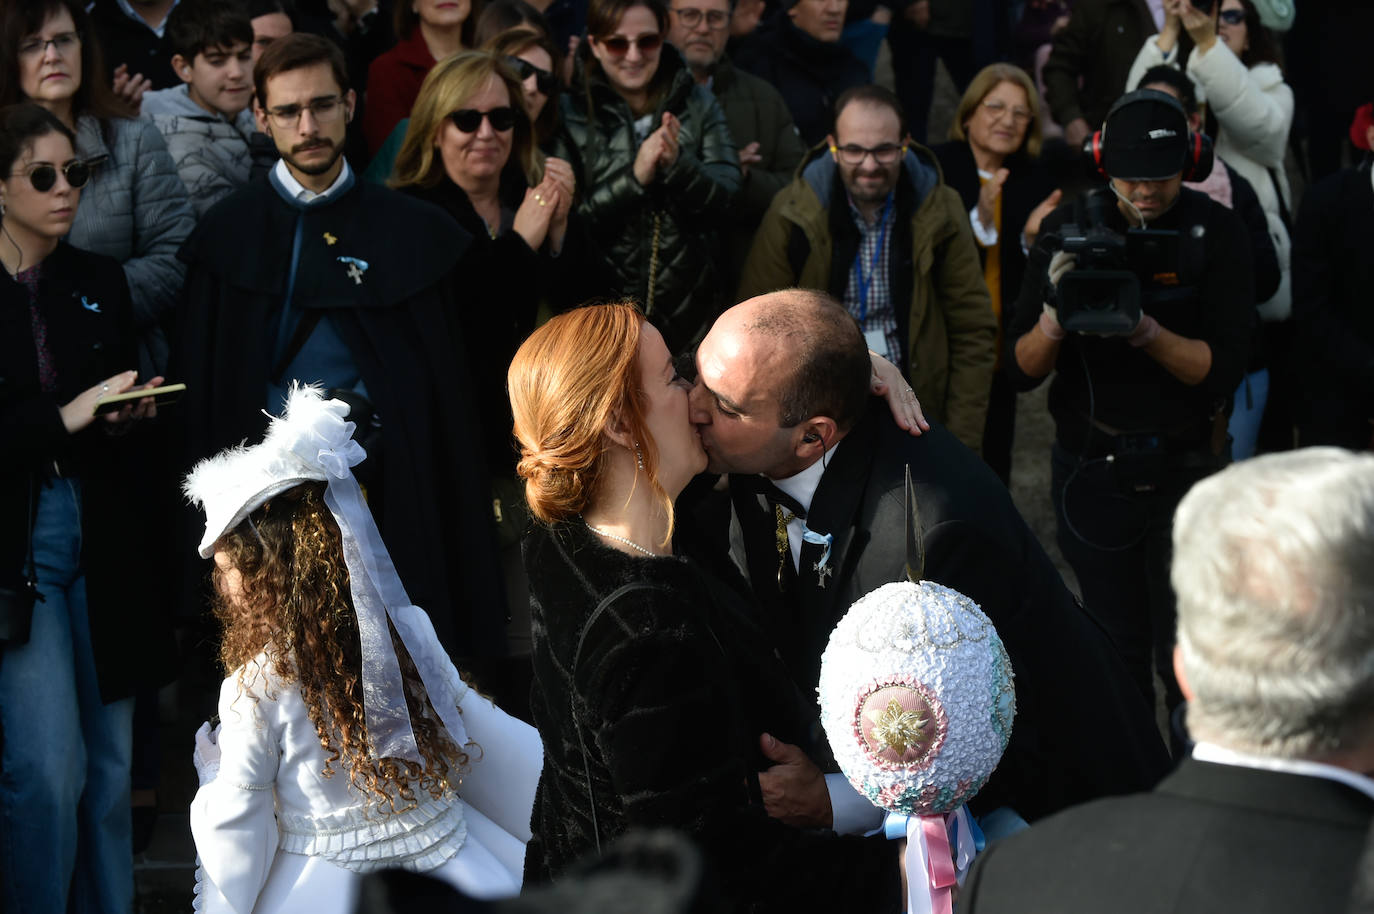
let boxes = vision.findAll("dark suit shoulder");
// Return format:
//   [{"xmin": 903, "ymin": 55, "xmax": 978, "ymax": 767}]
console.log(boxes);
[{"xmin": 963, "ymin": 759, "xmax": 1374, "ymax": 914}]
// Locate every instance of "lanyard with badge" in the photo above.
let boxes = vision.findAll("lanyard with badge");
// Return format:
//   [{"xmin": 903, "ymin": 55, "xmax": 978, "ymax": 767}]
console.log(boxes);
[{"xmin": 854, "ymin": 192, "xmax": 894, "ymax": 356}]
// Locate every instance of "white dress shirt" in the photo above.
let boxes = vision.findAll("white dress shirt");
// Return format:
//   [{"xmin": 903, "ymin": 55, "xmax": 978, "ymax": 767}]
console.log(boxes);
[{"xmin": 273, "ymin": 158, "xmax": 354, "ymax": 205}]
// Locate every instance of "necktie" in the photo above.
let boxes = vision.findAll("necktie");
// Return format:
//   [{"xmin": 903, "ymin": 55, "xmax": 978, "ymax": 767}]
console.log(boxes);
[{"xmin": 775, "ymin": 503, "xmax": 794, "ymax": 590}]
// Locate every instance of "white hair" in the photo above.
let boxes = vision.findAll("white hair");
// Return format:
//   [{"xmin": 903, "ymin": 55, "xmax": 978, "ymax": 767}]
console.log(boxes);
[{"xmin": 1172, "ymin": 448, "xmax": 1374, "ymax": 759}]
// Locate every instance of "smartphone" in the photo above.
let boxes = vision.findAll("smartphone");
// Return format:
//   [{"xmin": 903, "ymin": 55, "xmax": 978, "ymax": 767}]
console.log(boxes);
[{"xmin": 93, "ymin": 382, "xmax": 187, "ymax": 416}]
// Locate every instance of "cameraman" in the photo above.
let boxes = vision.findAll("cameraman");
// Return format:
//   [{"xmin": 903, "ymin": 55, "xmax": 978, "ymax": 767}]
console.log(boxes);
[{"xmin": 1005, "ymin": 89, "xmax": 1252, "ymax": 721}]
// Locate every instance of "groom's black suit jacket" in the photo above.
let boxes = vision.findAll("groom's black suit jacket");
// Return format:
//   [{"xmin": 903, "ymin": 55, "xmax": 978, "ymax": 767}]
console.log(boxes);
[{"xmin": 724, "ymin": 403, "xmax": 1171, "ymax": 821}]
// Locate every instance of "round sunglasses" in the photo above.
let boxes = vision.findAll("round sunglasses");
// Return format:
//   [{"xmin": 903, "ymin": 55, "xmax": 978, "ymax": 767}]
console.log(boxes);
[
  {"xmin": 9, "ymin": 160, "xmax": 90, "ymax": 193},
  {"xmin": 504, "ymin": 56, "xmax": 558, "ymax": 96},
  {"xmin": 448, "ymin": 106, "xmax": 518, "ymax": 133},
  {"xmin": 597, "ymin": 33, "xmax": 662, "ymax": 56}
]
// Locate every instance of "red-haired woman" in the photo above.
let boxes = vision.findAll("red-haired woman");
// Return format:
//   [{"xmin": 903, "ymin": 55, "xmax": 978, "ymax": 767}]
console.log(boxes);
[{"xmin": 508, "ymin": 302, "xmax": 905, "ymax": 907}]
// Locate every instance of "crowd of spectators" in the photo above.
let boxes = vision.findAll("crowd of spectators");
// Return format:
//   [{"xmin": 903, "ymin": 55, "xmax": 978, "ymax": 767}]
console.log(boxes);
[{"xmin": 1, "ymin": 0, "xmax": 1371, "ymax": 909}]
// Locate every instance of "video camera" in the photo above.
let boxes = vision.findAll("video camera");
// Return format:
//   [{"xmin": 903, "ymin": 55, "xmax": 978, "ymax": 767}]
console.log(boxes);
[{"xmin": 1051, "ymin": 189, "xmax": 1180, "ymax": 335}]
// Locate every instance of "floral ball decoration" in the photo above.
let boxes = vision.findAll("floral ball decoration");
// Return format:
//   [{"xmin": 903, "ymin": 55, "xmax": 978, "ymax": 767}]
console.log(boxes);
[{"xmin": 818, "ymin": 580, "xmax": 1016, "ymax": 816}]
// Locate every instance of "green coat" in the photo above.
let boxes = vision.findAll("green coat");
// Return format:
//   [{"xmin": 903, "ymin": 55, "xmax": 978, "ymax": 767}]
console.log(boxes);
[
  {"xmin": 559, "ymin": 46, "xmax": 741, "ymax": 353},
  {"xmin": 738, "ymin": 144, "xmax": 996, "ymax": 452}
]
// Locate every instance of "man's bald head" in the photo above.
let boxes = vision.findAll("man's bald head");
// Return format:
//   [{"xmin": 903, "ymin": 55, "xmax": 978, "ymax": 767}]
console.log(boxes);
[{"xmin": 730, "ymin": 289, "xmax": 871, "ymax": 430}]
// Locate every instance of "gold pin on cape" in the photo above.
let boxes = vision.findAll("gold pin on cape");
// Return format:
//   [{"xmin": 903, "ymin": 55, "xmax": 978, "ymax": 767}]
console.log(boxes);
[{"xmin": 323, "ymin": 232, "xmax": 338, "ymax": 246}]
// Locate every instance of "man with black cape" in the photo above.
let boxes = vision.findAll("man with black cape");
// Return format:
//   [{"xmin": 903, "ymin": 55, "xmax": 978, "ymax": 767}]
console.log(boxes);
[{"xmin": 175, "ymin": 33, "xmax": 504, "ymax": 661}]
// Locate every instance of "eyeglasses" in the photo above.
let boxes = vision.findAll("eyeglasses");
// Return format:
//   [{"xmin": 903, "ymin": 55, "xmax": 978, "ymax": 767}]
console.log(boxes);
[
  {"xmin": 981, "ymin": 98, "xmax": 1032, "ymax": 124},
  {"xmin": 596, "ymin": 33, "xmax": 663, "ymax": 56},
  {"xmin": 264, "ymin": 96, "xmax": 346, "ymax": 129},
  {"xmin": 504, "ymin": 56, "xmax": 558, "ymax": 96},
  {"xmin": 9, "ymin": 160, "xmax": 90, "ymax": 192},
  {"xmin": 831, "ymin": 142, "xmax": 907, "ymax": 165},
  {"xmin": 449, "ymin": 106, "xmax": 518, "ymax": 133},
  {"xmin": 18, "ymin": 31, "xmax": 80, "ymax": 58},
  {"xmin": 1218, "ymin": 8, "xmax": 1245, "ymax": 25},
  {"xmin": 671, "ymin": 7, "xmax": 730, "ymax": 29}
]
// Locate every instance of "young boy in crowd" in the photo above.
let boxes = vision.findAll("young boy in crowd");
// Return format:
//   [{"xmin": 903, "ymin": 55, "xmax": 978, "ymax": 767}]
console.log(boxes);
[{"xmin": 142, "ymin": 0, "xmax": 267, "ymax": 217}]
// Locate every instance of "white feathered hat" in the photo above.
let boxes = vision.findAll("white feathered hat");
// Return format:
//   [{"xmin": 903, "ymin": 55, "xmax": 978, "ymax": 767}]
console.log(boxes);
[
  {"xmin": 182, "ymin": 383, "xmax": 468, "ymax": 764},
  {"xmin": 183, "ymin": 384, "xmax": 365, "ymax": 558}
]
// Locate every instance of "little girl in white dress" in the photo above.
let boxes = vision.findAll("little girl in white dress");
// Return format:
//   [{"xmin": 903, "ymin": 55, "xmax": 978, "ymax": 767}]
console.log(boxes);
[{"xmin": 184, "ymin": 385, "xmax": 541, "ymax": 912}]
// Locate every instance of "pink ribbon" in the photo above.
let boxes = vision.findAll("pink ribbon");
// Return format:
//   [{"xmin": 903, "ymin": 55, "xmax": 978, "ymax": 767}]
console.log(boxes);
[{"xmin": 921, "ymin": 814, "xmax": 957, "ymax": 914}]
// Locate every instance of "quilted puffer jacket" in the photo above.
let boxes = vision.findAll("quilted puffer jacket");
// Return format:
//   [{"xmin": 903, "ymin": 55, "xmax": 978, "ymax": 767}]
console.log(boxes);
[
  {"xmin": 558, "ymin": 44, "xmax": 740, "ymax": 353},
  {"xmin": 71, "ymin": 114, "xmax": 195, "ymax": 376}
]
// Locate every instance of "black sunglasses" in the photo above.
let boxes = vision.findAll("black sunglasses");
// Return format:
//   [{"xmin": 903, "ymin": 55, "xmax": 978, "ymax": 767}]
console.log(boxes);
[
  {"xmin": 10, "ymin": 160, "xmax": 90, "ymax": 192},
  {"xmin": 597, "ymin": 33, "xmax": 662, "ymax": 55},
  {"xmin": 504, "ymin": 56, "xmax": 558, "ymax": 96},
  {"xmin": 1218, "ymin": 8, "xmax": 1245, "ymax": 24},
  {"xmin": 448, "ymin": 106, "xmax": 518, "ymax": 133}
]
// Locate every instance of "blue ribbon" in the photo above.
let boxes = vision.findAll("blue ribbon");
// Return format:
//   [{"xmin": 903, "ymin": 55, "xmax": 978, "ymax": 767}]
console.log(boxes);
[{"xmin": 801, "ymin": 527, "xmax": 833, "ymax": 568}]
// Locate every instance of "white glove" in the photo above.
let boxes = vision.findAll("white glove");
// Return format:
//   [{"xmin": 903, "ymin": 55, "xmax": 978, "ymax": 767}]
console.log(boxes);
[
  {"xmin": 193, "ymin": 721, "xmax": 222, "ymax": 786},
  {"xmin": 1047, "ymin": 249, "xmax": 1077, "ymax": 288}
]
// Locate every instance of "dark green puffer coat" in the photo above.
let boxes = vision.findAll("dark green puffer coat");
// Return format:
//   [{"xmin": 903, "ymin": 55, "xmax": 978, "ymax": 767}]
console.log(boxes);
[{"xmin": 558, "ymin": 45, "xmax": 741, "ymax": 353}]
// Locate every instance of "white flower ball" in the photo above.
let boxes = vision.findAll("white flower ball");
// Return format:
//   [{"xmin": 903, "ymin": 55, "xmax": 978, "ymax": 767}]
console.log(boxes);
[{"xmin": 817, "ymin": 580, "xmax": 1015, "ymax": 816}]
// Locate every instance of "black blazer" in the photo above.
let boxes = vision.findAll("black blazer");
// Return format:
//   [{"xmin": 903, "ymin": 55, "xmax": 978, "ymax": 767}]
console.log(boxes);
[
  {"xmin": 961, "ymin": 757, "xmax": 1374, "ymax": 913},
  {"xmin": 0, "ymin": 242, "xmax": 171, "ymax": 699},
  {"xmin": 725, "ymin": 404, "xmax": 1172, "ymax": 822}
]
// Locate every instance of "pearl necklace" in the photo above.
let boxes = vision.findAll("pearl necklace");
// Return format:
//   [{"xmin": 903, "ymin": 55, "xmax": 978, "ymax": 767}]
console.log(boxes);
[{"xmin": 583, "ymin": 518, "xmax": 660, "ymax": 557}]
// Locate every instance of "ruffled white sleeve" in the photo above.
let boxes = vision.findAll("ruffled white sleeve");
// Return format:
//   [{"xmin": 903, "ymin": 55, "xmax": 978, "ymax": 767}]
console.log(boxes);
[{"xmin": 190, "ymin": 664, "xmax": 282, "ymax": 914}]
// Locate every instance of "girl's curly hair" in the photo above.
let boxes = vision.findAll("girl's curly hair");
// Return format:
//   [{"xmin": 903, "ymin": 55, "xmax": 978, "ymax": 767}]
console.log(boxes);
[{"xmin": 212, "ymin": 482, "xmax": 468, "ymax": 811}]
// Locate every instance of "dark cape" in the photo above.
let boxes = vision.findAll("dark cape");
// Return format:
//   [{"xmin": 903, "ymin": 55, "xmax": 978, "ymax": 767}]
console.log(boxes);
[
  {"xmin": 521, "ymin": 521, "xmax": 901, "ymax": 912},
  {"xmin": 721, "ymin": 405, "xmax": 1173, "ymax": 823},
  {"xmin": 175, "ymin": 172, "xmax": 506, "ymax": 659}
]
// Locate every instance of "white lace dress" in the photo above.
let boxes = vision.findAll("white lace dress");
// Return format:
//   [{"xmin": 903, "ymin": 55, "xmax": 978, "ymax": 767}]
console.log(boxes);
[{"xmin": 190, "ymin": 613, "xmax": 541, "ymax": 913}]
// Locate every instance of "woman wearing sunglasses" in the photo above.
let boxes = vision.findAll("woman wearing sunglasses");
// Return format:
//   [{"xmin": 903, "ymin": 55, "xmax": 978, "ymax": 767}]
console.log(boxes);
[
  {"xmin": 560, "ymin": 0, "xmax": 739, "ymax": 355},
  {"xmin": 485, "ymin": 27, "xmax": 564, "ymax": 150},
  {"xmin": 0, "ymin": 0, "xmax": 194, "ymax": 383},
  {"xmin": 391, "ymin": 51, "xmax": 604, "ymax": 712},
  {"xmin": 0, "ymin": 102, "xmax": 164, "ymax": 914},
  {"xmin": 1127, "ymin": 0, "xmax": 1295, "ymax": 457}
]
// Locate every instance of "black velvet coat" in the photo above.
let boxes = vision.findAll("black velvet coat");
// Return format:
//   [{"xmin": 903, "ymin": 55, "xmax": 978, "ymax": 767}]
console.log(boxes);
[
  {"xmin": 521, "ymin": 521, "xmax": 901, "ymax": 912},
  {"xmin": 0, "ymin": 242, "xmax": 174, "ymax": 699}
]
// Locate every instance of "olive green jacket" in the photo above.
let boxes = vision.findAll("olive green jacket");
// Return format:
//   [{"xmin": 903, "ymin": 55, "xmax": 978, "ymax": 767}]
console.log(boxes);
[{"xmin": 738, "ymin": 144, "xmax": 996, "ymax": 452}]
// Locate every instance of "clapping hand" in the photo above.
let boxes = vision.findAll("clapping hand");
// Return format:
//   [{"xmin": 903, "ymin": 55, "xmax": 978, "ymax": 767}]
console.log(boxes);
[
  {"xmin": 513, "ymin": 170, "xmax": 569, "ymax": 252},
  {"xmin": 1022, "ymin": 188, "xmax": 1063, "ymax": 249},
  {"xmin": 976, "ymin": 167, "xmax": 1009, "ymax": 235},
  {"xmin": 738, "ymin": 141, "xmax": 763, "ymax": 178},
  {"xmin": 110, "ymin": 64, "xmax": 151, "ymax": 115},
  {"xmin": 633, "ymin": 112, "xmax": 681, "ymax": 185},
  {"xmin": 193, "ymin": 721, "xmax": 222, "ymax": 786}
]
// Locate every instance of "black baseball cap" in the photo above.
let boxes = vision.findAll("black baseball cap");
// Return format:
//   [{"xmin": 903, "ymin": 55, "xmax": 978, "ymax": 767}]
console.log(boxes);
[{"xmin": 1100, "ymin": 89, "xmax": 1190, "ymax": 181}]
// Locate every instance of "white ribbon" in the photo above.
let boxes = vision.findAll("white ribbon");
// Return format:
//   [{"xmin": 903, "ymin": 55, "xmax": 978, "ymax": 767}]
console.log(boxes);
[{"xmin": 287, "ymin": 395, "xmax": 468, "ymax": 763}]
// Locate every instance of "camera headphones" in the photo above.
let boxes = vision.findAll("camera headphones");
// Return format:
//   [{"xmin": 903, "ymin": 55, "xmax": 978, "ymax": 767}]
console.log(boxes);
[{"xmin": 1082, "ymin": 89, "xmax": 1214, "ymax": 182}]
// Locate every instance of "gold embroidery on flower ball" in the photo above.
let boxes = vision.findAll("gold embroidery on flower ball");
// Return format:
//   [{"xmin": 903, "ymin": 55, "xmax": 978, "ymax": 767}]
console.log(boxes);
[{"xmin": 866, "ymin": 698, "xmax": 929, "ymax": 754}]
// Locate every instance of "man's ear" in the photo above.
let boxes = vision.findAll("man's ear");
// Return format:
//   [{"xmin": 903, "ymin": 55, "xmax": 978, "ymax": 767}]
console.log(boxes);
[
  {"xmin": 172, "ymin": 53, "xmax": 195, "ymax": 85},
  {"xmin": 344, "ymin": 88, "xmax": 357, "ymax": 123},
  {"xmin": 826, "ymin": 134, "xmax": 838, "ymax": 159},
  {"xmin": 1366, "ymin": 124, "xmax": 1374, "ymax": 155},
  {"xmin": 254, "ymin": 103, "xmax": 271, "ymax": 134},
  {"xmin": 794, "ymin": 417, "xmax": 839, "ymax": 459}
]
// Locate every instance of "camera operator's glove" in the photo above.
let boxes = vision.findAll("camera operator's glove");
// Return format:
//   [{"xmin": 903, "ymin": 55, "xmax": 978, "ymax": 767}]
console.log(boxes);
[
  {"xmin": 1048, "ymin": 249, "xmax": 1077, "ymax": 288},
  {"xmin": 1039, "ymin": 250, "xmax": 1076, "ymax": 341},
  {"xmin": 193, "ymin": 720, "xmax": 221, "ymax": 787}
]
